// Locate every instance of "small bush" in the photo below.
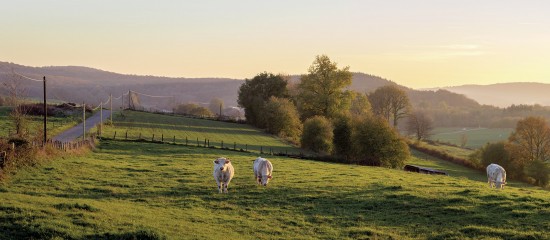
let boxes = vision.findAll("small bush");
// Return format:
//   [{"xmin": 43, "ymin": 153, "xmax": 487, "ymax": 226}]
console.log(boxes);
[{"xmin": 301, "ymin": 116, "xmax": 333, "ymax": 155}]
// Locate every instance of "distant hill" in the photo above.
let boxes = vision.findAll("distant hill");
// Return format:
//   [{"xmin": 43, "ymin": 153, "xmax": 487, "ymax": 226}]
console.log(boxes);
[
  {"xmin": 435, "ymin": 82, "xmax": 550, "ymax": 108},
  {"xmin": 0, "ymin": 61, "xmax": 480, "ymax": 114}
]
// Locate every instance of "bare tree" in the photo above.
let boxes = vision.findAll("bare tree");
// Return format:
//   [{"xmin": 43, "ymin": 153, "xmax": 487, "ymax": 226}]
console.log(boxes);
[
  {"xmin": 369, "ymin": 85, "xmax": 410, "ymax": 128},
  {"xmin": 2, "ymin": 75, "xmax": 30, "ymax": 137},
  {"xmin": 407, "ymin": 111, "xmax": 433, "ymax": 141}
]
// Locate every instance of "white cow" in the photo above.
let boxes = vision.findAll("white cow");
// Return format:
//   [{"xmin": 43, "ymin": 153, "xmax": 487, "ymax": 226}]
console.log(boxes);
[
  {"xmin": 486, "ymin": 163, "xmax": 507, "ymax": 189},
  {"xmin": 213, "ymin": 157, "xmax": 235, "ymax": 193},
  {"xmin": 253, "ymin": 157, "xmax": 273, "ymax": 186}
]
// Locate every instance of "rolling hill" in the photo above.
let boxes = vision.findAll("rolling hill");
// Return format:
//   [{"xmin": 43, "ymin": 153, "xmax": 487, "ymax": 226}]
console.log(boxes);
[
  {"xmin": 437, "ymin": 82, "xmax": 550, "ymax": 108},
  {"xmin": 1, "ymin": 61, "xmax": 480, "ymax": 111}
]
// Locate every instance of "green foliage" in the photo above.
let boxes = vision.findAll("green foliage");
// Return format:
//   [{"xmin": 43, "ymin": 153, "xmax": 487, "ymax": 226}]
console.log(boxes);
[
  {"xmin": 237, "ymin": 72, "xmax": 288, "ymax": 128},
  {"xmin": 263, "ymin": 97, "xmax": 302, "ymax": 143},
  {"xmin": 478, "ymin": 142, "xmax": 510, "ymax": 167},
  {"xmin": 349, "ymin": 91, "xmax": 371, "ymax": 117},
  {"xmin": 524, "ymin": 160, "xmax": 550, "ymax": 186},
  {"xmin": 297, "ymin": 55, "xmax": 353, "ymax": 120},
  {"xmin": 352, "ymin": 115, "xmax": 409, "ymax": 168},
  {"xmin": 301, "ymin": 116, "xmax": 333, "ymax": 154},
  {"xmin": 332, "ymin": 115, "xmax": 353, "ymax": 161}
]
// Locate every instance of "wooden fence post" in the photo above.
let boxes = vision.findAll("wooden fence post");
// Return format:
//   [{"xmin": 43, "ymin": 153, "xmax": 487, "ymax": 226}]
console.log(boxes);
[
  {"xmin": 221, "ymin": 140, "xmax": 224, "ymax": 149},
  {"xmin": 260, "ymin": 146, "xmax": 263, "ymax": 154},
  {"xmin": 234, "ymin": 142, "xmax": 236, "ymax": 150},
  {"xmin": 173, "ymin": 136, "xmax": 175, "ymax": 144},
  {"xmin": 196, "ymin": 137, "xmax": 199, "ymax": 147},
  {"xmin": 139, "ymin": 132, "xmax": 142, "ymax": 139},
  {"xmin": 113, "ymin": 131, "xmax": 117, "ymax": 139},
  {"xmin": 125, "ymin": 131, "xmax": 128, "ymax": 140},
  {"xmin": 152, "ymin": 134, "xmax": 155, "ymax": 141},
  {"xmin": 186, "ymin": 137, "xmax": 188, "ymax": 146}
]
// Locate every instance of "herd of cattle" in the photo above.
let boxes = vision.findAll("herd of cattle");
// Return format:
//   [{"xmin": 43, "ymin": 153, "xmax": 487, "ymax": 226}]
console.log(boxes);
[
  {"xmin": 212, "ymin": 157, "xmax": 273, "ymax": 193},
  {"xmin": 212, "ymin": 157, "xmax": 507, "ymax": 193}
]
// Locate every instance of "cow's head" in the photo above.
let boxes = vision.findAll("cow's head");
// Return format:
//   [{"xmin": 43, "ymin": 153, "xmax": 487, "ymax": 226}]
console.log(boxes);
[
  {"xmin": 496, "ymin": 181, "xmax": 506, "ymax": 189},
  {"xmin": 213, "ymin": 157, "xmax": 231, "ymax": 171},
  {"xmin": 259, "ymin": 175, "xmax": 272, "ymax": 187}
]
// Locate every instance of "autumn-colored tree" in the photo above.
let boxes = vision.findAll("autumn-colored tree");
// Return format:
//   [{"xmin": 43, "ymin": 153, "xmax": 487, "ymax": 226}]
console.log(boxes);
[
  {"xmin": 406, "ymin": 111, "xmax": 433, "ymax": 141},
  {"xmin": 297, "ymin": 55, "xmax": 352, "ymax": 120},
  {"xmin": 263, "ymin": 97, "xmax": 302, "ymax": 143},
  {"xmin": 508, "ymin": 116, "xmax": 550, "ymax": 163},
  {"xmin": 368, "ymin": 85, "xmax": 410, "ymax": 128}
]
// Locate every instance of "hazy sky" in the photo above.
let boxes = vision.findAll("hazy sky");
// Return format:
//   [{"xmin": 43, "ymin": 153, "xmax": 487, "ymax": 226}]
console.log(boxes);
[{"xmin": 1, "ymin": 0, "xmax": 549, "ymax": 88}]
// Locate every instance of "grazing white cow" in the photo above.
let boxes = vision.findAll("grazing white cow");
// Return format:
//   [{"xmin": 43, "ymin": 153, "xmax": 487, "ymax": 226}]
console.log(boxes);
[
  {"xmin": 486, "ymin": 163, "xmax": 507, "ymax": 189},
  {"xmin": 253, "ymin": 157, "xmax": 273, "ymax": 186},
  {"xmin": 213, "ymin": 157, "xmax": 235, "ymax": 193}
]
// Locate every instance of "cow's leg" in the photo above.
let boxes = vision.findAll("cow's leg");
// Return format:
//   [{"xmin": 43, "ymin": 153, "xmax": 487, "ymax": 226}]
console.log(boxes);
[
  {"xmin": 216, "ymin": 179, "xmax": 222, "ymax": 193},
  {"xmin": 224, "ymin": 182, "xmax": 229, "ymax": 193}
]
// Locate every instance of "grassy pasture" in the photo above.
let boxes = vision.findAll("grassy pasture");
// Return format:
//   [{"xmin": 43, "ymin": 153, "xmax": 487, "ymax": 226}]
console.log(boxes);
[
  {"xmin": 1, "ymin": 140, "xmax": 549, "ymax": 239},
  {"xmin": 101, "ymin": 110, "xmax": 304, "ymax": 155},
  {"xmin": 0, "ymin": 106, "xmax": 79, "ymax": 138},
  {"xmin": 430, "ymin": 127, "xmax": 513, "ymax": 149}
]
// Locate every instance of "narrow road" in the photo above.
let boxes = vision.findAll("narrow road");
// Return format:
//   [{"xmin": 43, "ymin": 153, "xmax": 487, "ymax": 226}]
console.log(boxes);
[{"xmin": 53, "ymin": 110, "xmax": 111, "ymax": 142}]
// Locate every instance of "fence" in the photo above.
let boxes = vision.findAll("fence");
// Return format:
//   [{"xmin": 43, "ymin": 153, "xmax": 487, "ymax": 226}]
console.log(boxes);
[
  {"xmin": 31, "ymin": 134, "xmax": 97, "ymax": 151},
  {"xmin": 103, "ymin": 130, "xmax": 315, "ymax": 159}
]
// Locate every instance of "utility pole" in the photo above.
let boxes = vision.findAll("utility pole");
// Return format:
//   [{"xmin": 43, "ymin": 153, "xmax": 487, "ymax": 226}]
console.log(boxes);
[
  {"xmin": 43, "ymin": 76, "xmax": 47, "ymax": 145},
  {"xmin": 128, "ymin": 90, "xmax": 131, "ymax": 110},
  {"xmin": 100, "ymin": 102, "xmax": 103, "ymax": 137},
  {"xmin": 82, "ymin": 102, "xmax": 86, "ymax": 140},
  {"xmin": 110, "ymin": 93, "xmax": 113, "ymax": 123},
  {"xmin": 219, "ymin": 103, "xmax": 222, "ymax": 117}
]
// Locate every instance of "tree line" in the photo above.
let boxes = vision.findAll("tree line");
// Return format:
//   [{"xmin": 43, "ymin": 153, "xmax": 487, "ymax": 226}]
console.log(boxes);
[{"xmin": 238, "ymin": 55, "xmax": 412, "ymax": 168}]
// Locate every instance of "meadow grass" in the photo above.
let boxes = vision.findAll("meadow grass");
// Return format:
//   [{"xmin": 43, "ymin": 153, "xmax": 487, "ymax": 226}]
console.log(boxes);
[
  {"xmin": 0, "ymin": 106, "xmax": 79, "ymax": 138},
  {"xmin": 101, "ymin": 110, "xmax": 304, "ymax": 155},
  {"xmin": 1, "ymin": 140, "xmax": 549, "ymax": 239},
  {"xmin": 430, "ymin": 127, "xmax": 513, "ymax": 149}
]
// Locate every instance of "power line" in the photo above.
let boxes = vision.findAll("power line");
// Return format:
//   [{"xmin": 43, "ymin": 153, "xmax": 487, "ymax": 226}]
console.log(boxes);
[{"xmin": 12, "ymin": 69, "xmax": 44, "ymax": 82}]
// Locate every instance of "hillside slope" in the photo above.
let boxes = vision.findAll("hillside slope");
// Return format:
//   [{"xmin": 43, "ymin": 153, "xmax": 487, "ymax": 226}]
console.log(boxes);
[{"xmin": 439, "ymin": 82, "xmax": 550, "ymax": 107}]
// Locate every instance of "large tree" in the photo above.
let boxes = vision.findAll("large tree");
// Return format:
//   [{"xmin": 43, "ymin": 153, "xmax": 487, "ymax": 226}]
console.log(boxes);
[
  {"xmin": 237, "ymin": 72, "xmax": 288, "ymax": 128},
  {"xmin": 297, "ymin": 55, "xmax": 352, "ymax": 120},
  {"xmin": 369, "ymin": 85, "xmax": 410, "ymax": 128},
  {"xmin": 508, "ymin": 116, "xmax": 550, "ymax": 185}
]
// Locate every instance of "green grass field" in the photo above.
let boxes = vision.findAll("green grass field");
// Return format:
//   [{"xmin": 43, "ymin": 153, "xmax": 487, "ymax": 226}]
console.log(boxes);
[
  {"xmin": 1, "ymin": 140, "xmax": 549, "ymax": 239},
  {"xmin": 101, "ymin": 111, "xmax": 304, "ymax": 155},
  {"xmin": 0, "ymin": 106, "xmax": 79, "ymax": 138},
  {"xmin": 430, "ymin": 128, "xmax": 513, "ymax": 149}
]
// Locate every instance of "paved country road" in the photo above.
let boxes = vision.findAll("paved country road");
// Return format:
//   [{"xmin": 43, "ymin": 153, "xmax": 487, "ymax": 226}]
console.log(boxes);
[{"xmin": 53, "ymin": 110, "xmax": 111, "ymax": 142}]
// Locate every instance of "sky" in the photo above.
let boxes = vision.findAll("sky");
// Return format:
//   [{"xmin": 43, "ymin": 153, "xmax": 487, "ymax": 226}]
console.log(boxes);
[{"xmin": 1, "ymin": 0, "xmax": 550, "ymax": 88}]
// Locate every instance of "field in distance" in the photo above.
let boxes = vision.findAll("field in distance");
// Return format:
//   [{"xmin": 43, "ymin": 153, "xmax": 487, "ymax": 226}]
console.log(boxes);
[
  {"xmin": 429, "ymin": 127, "xmax": 513, "ymax": 149},
  {"xmin": 1, "ymin": 140, "xmax": 549, "ymax": 239},
  {"xmin": 101, "ymin": 110, "xmax": 305, "ymax": 155}
]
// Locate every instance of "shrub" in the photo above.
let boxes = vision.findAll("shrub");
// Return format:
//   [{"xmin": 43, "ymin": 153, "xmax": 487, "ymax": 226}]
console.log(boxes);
[
  {"xmin": 352, "ymin": 115, "xmax": 409, "ymax": 168},
  {"xmin": 263, "ymin": 97, "xmax": 302, "ymax": 143},
  {"xmin": 332, "ymin": 115, "xmax": 353, "ymax": 161},
  {"xmin": 524, "ymin": 160, "xmax": 550, "ymax": 187},
  {"xmin": 301, "ymin": 116, "xmax": 333, "ymax": 155}
]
